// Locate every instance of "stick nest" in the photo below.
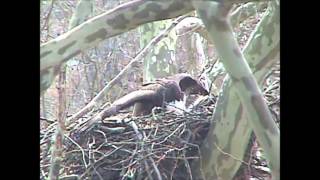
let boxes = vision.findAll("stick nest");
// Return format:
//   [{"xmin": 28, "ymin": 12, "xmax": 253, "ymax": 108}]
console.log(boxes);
[{"xmin": 44, "ymin": 97, "xmax": 215, "ymax": 180}]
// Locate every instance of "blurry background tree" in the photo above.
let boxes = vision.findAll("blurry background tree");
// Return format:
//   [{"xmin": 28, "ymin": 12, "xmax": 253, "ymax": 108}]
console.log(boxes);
[{"xmin": 140, "ymin": 20, "xmax": 178, "ymax": 82}]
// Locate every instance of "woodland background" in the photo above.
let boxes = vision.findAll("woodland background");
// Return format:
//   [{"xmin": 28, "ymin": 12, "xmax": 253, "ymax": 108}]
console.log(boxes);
[{"xmin": 40, "ymin": 0, "xmax": 279, "ymax": 179}]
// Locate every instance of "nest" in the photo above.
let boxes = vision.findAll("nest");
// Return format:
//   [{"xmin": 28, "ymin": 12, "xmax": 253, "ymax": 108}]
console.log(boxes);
[{"xmin": 41, "ymin": 97, "xmax": 216, "ymax": 180}]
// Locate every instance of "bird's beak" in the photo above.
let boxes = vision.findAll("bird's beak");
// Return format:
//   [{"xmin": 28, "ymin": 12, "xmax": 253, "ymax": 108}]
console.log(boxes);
[{"xmin": 198, "ymin": 74, "xmax": 210, "ymax": 95}]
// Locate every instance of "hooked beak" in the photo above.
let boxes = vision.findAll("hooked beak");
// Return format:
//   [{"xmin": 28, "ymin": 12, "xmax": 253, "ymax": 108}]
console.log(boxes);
[{"xmin": 198, "ymin": 74, "xmax": 210, "ymax": 95}]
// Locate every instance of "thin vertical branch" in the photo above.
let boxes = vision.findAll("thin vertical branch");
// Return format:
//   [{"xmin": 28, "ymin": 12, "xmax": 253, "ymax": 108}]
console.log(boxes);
[
  {"xmin": 41, "ymin": 0, "xmax": 56, "ymax": 31},
  {"xmin": 48, "ymin": 0, "xmax": 94, "ymax": 179},
  {"xmin": 48, "ymin": 70, "xmax": 67, "ymax": 180}
]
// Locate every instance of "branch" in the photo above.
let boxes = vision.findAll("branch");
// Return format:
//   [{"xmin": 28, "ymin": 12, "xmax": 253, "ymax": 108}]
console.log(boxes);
[
  {"xmin": 191, "ymin": 1, "xmax": 279, "ymax": 179},
  {"xmin": 40, "ymin": 0, "xmax": 193, "ymax": 72},
  {"xmin": 176, "ymin": 2, "xmax": 266, "ymax": 44},
  {"xmin": 48, "ymin": 70, "xmax": 67, "ymax": 180},
  {"xmin": 41, "ymin": 0, "xmax": 55, "ymax": 31}
]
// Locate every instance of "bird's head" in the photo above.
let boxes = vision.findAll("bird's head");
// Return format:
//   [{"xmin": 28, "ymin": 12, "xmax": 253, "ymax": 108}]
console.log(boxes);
[{"xmin": 174, "ymin": 73, "xmax": 210, "ymax": 96}]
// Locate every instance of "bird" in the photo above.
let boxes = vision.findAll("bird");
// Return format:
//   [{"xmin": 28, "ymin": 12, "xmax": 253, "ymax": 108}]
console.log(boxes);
[
  {"xmin": 100, "ymin": 73, "xmax": 209, "ymax": 118},
  {"xmin": 78, "ymin": 73, "xmax": 210, "ymax": 132}
]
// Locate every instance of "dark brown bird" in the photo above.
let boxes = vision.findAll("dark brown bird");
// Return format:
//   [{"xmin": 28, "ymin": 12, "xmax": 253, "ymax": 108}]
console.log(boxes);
[
  {"xmin": 78, "ymin": 73, "xmax": 209, "ymax": 132},
  {"xmin": 100, "ymin": 73, "xmax": 209, "ymax": 118}
]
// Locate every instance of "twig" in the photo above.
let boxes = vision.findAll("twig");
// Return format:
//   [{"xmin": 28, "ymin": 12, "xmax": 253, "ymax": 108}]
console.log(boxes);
[
  {"xmin": 41, "ymin": 168, "xmax": 47, "ymax": 179},
  {"xmin": 214, "ymin": 142, "xmax": 249, "ymax": 166},
  {"xmin": 41, "ymin": 0, "xmax": 55, "ymax": 31},
  {"xmin": 170, "ymin": 158, "xmax": 178, "ymax": 180},
  {"xmin": 93, "ymin": 129, "xmax": 107, "ymax": 139},
  {"xmin": 144, "ymin": 160, "xmax": 154, "ymax": 180},
  {"xmin": 65, "ymin": 135, "xmax": 89, "ymax": 168},
  {"xmin": 177, "ymin": 23, "xmax": 203, "ymax": 37},
  {"xmin": 40, "ymin": 122, "xmax": 57, "ymax": 145},
  {"xmin": 128, "ymin": 120, "xmax": 143, "ymax": 140},
  {"xmin": 99, "ymin": 126, "xmax": 126, "ymax": 133},
  {"xmin": 149, "ymin": 156, "xmax": 163, "ymax": 180},
  {"xmin": 60, "ymin": 175, "xmax": 80, "ymax": 180},
  {"xmin": 183, "ymin": 152, "xmax": 193, "ymax": 180},
  {"xmin": 155, "ymin": 123, "xmax": 185, "ymax": 145},
  {"xmin": 40, "ymin": 117, "xmax": 56, "ymax": 123},
  {"xmin": 80, "ymin": 145, "xmax": 124, "ymax": 179}
]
